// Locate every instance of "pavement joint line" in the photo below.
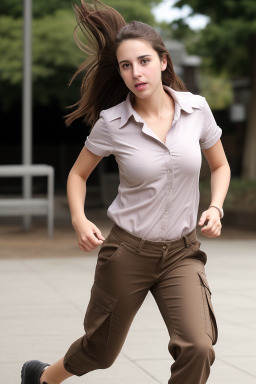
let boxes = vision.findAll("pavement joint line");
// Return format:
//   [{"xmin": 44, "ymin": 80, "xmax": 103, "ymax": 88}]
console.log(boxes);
[
  {"xmin": 120, "ymin": 351, "xmax": 163, "ymax": 384},
  {"xmin": 216, "ymin": 356, "xmax": 256, "ymax": 378}
]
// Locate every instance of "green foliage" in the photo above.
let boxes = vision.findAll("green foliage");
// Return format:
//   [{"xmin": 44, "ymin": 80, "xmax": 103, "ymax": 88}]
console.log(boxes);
[
  {"xmin": 0, "ymin": 0, "xmax": 72, "ymax": 18},
  {"xmin": 174, "ymin": 0, "xmax": 256, "ymax": 22},
  {"xmin": 0, "ymin": 16, "xmax": 23, "ymax": 85},
  {"xmin": 169, "ymin": 18, "xmax": 194, "ymax": 40},
  {"xmin": 172, "ymin": 0, "xmax": 256, "ymax": 76},
  {"xmin": 0, "ymin": 0, "xmax": 161, "ymax": 20},
  {"xmin": 0, "ymin": 9, "xmax": 81, "ymax": 109},
  {"xmin": 106, "ymin": 0, "xmax": 161, "ymax": 24},
  {"xmin": 103, "ymin": 0, "xmax": 163, "ymax": 23},
  {"xmin": 0, "ymin": 0, "xmax": 23, "ymax": 17},
  {"xmin": 199, "ymin": 72, "xmax": 233, "ymax": 110}
]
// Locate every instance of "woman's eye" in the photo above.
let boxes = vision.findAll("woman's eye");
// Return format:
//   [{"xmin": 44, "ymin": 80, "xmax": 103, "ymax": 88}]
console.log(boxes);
[
  {"xmin": 141, "ymin": 59, "xmax": 149, "ymax": 65},
  {"xmin": 122, "ymin": 63, "xmax": 130, "ymax": 69}
]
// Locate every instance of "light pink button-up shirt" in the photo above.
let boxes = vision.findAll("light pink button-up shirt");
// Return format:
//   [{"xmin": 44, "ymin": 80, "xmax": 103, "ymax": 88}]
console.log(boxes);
[{"xmin": 85, "ymin": 86, "xmax": 222, "ymax": 241}]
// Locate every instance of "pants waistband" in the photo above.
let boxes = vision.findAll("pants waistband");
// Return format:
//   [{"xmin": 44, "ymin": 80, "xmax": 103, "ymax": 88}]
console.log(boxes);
[{"xmin": 110, "ymin": 224, "xmax": 197, "ymax": 253}]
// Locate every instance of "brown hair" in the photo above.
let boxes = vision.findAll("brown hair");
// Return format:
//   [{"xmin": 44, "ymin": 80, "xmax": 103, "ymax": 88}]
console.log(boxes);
[{"xmin": 65, "ymin": 0, "xmax": 187, "ymax": 127}]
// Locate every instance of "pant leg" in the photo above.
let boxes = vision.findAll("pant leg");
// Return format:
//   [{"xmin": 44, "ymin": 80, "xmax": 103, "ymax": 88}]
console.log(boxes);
[
  {"xmin": 63, "ymin": 230, "xmax": 155, "ymax": 376},
  {"xmin": 151, "ymin": 253, "xmax": 218, "ymax": 384}
]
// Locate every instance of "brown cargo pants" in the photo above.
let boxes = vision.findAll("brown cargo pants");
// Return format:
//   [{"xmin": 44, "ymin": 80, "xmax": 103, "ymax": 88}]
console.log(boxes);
[{"xmin": 63, "ymin": 224, "xmax": 218, "ymax": 384}]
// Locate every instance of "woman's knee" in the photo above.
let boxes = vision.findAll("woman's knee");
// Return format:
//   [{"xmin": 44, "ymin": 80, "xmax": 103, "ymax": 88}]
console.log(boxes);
[
  {"xmin": 169, "ymin": 335, "xmax": 215, "ymax": 365},
  {"xmin": 192, "ymin": 337, "xmax": 215, "ymax": 364}
]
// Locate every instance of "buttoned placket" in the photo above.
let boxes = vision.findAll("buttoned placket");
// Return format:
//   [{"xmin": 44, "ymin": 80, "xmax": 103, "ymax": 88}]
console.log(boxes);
[
  {"xmin": 160, "ymin": 118, "xmax": 177, "ymax": 240},
  {"xmin": 133, "ymin": 105, "xmax": 180, "ymax": 241},
  {"xmin": 159, "ymin": 145, "xmax": 173, "ymax": 239},
  {"xmin": 139, "ymin": 104, "xmax": 180, "ymax": 241}
]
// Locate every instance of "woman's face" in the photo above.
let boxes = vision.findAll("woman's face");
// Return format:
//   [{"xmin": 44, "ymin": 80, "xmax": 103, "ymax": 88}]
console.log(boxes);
[{"xmin": 116, "ymin": 39, "xmax": 167, "ymax": 99}]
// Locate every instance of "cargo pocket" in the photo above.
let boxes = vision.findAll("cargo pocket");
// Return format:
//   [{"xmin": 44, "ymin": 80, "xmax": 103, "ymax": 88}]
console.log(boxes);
[
  {"xmin": 198, "ymin": 271, "xmax": 218, "ymax": 345},
  {"xmin": 84, "ymin": 283, "xmax": 118, "ymax": 346}
]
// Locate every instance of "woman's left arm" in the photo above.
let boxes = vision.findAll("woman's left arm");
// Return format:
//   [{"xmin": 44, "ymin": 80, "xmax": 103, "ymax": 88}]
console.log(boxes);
[{"xmin": 198, "ymin": 139, "xmax": 231, "ymax": 238}]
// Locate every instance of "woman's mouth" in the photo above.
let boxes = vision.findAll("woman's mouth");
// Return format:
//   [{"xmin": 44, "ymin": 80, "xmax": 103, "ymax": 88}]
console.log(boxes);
[{"xmin": 135, "ymin": 82, "xmax": 147, "ymax": 90}]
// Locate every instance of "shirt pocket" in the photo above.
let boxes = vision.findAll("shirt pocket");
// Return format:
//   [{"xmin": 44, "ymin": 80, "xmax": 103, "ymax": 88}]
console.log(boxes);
[
  {"xmin": 84, "ymin": 283, "xmax": 118, "ymax": 346},
  {"xmin": 197, "ymin": 271, "xmax": 218, "ymax": 345}
]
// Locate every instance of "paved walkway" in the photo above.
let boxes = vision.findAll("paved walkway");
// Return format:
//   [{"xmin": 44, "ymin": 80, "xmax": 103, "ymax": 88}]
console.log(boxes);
[{"xmin": 0, "ymin": 202, "xmax": 256, "ymax": 384}]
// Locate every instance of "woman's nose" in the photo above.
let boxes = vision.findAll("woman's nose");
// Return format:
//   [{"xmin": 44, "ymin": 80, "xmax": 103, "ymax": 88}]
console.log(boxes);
[{"xmin": 132, "ymin": 64, "xmax": 141, "ymax": 78}]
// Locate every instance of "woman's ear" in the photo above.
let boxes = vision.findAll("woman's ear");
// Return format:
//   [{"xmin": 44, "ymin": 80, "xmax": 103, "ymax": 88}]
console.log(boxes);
[{"xmin": 161, "ymin": 55, "xmax": 167, "ymax": 71}]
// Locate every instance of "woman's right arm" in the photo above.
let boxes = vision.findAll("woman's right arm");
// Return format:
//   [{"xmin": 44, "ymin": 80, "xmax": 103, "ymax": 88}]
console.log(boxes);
[{"xmin": 67, "ymin": 146, "xmax": 105, "ymax": 252}]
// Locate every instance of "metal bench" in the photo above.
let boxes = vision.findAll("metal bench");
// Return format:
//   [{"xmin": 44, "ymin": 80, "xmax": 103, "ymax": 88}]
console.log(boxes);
[{"xmin": 0, "ymin": 164, "xmax": 54, "ymax": 237}]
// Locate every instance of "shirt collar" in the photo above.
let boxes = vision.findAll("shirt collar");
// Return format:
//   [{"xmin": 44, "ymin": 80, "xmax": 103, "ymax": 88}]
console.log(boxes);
[{"xmin": 107, "ymin": 86, "xmax": 203, "ymax": 129}]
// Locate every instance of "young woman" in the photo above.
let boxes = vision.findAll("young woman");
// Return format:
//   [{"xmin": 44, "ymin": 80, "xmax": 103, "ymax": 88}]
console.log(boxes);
[{"xmin": 21, "ymin": 1, "xmax": 231, "ymax": 383}]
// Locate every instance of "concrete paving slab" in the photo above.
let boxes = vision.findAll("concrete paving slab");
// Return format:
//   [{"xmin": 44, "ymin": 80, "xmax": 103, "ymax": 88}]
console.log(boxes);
[
  {"xmin": 84, "ymin": 358, "xmax": 162, "ymax": 384},
  {"xmin": 219, "ymin": 356, "xmax": 256, "ymax": 377},
  {"xmin": 213, "ymin": 323, "xmax": 256, "ymax": 357},
  {"xmin": 134, "ymin": 358, "xmax": 172, "ymax": 384},
  {"xmin": 206, "ymin": 358, "xmax": 256, "ymax": 384},
  {"xmin": 122, "ymin": 329, "xmax": 170, "ymax": 360}
]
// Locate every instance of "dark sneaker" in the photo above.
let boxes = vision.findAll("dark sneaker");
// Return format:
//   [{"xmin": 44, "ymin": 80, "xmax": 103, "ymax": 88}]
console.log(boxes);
[{"xmin": 21, "ymin": 360, "xmax": 50, "ymax": 384}]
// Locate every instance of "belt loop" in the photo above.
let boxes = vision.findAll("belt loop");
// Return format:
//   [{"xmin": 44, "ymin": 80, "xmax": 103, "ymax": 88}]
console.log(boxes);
[
  {"xmin": 183, "ymin": 234, "xmax": 189, "ymax": 248},
  {"xmin": 136, "ymin": 238, "xmax": 145, "ymax": 253}
]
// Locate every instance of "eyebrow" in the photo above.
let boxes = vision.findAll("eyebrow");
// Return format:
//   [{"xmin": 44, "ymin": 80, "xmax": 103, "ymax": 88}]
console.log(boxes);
[{"xmin": 119, "ymin": 54, "xmax": 152, "ymax": 65}]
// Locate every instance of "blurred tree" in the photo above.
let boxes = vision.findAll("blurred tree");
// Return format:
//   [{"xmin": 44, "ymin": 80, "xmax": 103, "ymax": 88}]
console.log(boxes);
[
  {"xmin": 0, "ymin": 10, "xmax": 79, "ymax": 110},
  {"xmin": 0, "ymin": 0, "xmax": 160, "ymax": 19},
  {"xmin": 0, "ymin": 0, "xmax": 73, "ymax": 18},
  {"xmin": 0, "ymin": 0, "xmax": 161, "ymax": 111},
  {"xmin": 170, "ymin": 0, "xmax": 256, "ymax": 179},
  {"xmin": 199, "ymin": 72, "xmax": 233, "ymax": 111},
  {"xmin": 106, "ymin": 0, "xmax": 158, "ymax": 25},
  {"xmin": 155, "ymin": 20, "xmax": 233, "ymax": 110}
]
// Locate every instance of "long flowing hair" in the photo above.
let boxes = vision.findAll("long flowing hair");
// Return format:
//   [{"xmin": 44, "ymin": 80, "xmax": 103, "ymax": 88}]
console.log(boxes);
[{"xmin": 65, "ymin": 0, "xmax": 187, "ymax": 127}]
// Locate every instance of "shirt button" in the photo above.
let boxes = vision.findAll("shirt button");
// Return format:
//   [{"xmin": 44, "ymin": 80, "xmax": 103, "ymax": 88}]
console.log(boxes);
[{"xmin": 162, "ymin": 245, "xmax": 167, "ymax": 250}]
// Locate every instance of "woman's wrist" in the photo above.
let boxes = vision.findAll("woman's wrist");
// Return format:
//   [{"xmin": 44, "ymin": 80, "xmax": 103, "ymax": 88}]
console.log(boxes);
[
  {"xmin": 208, "ymin": 205, "xmax": 224, "ymax": 219},
  {"xmin": 71, "ymin": 214, "xmax": 88, "ymax": 227}
]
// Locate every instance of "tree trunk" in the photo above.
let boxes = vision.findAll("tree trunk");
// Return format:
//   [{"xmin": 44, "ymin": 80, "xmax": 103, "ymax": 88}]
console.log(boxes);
[{"xmin": 242, "ymin": 33, "xmax": 256, "ymax": 180}]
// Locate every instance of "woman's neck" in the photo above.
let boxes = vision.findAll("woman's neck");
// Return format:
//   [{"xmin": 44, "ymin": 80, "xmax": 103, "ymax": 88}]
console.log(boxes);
[{"xmin": 132, "ymin": 87, "xmax": 174, "ymax": 118}]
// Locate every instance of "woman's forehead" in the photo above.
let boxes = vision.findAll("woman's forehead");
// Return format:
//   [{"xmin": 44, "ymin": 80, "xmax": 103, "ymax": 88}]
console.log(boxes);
[{"xmin": 116, "ymin": 39, "xmax": 156, "ymax": 60}]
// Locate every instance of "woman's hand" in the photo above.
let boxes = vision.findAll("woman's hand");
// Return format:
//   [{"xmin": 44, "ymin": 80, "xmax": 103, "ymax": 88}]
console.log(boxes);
[
  {"xmin": 198, "ymin": 207, "xmax": 222, "ymax": 238},
  {"xmin": 72, "ymin": 216, "xmax": 105, "ymax": 252}
]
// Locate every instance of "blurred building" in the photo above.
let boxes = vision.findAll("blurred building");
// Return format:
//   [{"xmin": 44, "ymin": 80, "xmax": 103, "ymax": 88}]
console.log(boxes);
[{"xmin": 165, "ymin": 39, "xmax": 201, "ymax": 94}]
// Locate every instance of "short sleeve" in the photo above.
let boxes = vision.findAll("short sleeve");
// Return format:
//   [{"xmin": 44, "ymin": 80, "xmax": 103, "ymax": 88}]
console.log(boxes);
[
  {"xmin": 199, "ymin": 98, "xmax": 222, "ymax": 149},
  {"xmin": 85, "ymin": 112, "xmax": 113, "ymax": 157}
]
